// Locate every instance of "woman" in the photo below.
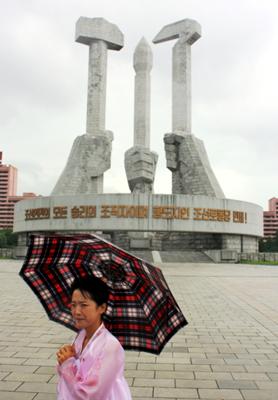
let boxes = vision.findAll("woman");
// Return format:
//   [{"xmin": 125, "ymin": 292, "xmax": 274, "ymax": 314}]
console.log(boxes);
[{"xmin": 56, "ymin": 276, "xmax": 132, "ymax": 399}]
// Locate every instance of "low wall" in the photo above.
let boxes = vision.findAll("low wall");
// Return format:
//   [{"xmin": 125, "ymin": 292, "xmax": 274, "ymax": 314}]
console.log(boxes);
[
  {"xmin": 205, "ymin": 250, "xmax": 278, "ymax": 263},
  {"xmin": 239, "ymin": 252, "xmax": 278, "ymax": 262},
  {"xmin": 0, "ymin": 248, "xmax": 14, "ymax": 258}
]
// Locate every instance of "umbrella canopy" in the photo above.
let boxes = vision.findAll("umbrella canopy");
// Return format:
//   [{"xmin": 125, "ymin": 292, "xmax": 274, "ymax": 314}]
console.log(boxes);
[{"xmin": 20, "ymin": 233, "xmax": 187, "ymax": 354}]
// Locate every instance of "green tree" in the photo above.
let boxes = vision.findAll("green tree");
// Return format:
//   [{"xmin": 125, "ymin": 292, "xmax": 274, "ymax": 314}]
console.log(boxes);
[
  {"xmin": 259, "ymin": 230, "xmax": 278, "ymax": 252},
  {"xmin": 0, "ymin": 230, "xmax": 18, "ymax": 248},
  {"xmin": 0, "ymin": 231, "xmax": 7, "ymax": 247}
]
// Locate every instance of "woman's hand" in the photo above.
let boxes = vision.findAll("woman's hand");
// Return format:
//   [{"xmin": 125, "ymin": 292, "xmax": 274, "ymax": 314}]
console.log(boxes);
[{"xmin": 56, "ymin": 344, "xmax": 76, "ymax": 365}]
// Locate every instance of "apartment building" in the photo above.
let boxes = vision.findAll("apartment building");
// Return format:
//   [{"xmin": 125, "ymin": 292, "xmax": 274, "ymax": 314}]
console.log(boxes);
[
  {"xmin": 263, "ymin": 197, "xmax": 278, "ymax": 238},
  {"xmin": 0, "ymin": 152, "xmax": 36, "ymax": 229}
]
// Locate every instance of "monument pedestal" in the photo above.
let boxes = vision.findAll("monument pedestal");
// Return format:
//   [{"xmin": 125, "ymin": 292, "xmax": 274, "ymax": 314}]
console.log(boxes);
[{"xmin": 14, "ymin": 194, "xmax": 262, "ymax": 261}]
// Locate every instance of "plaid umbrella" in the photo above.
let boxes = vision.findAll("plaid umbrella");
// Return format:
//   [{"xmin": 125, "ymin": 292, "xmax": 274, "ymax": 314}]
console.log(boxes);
[{"xmin": 20, "ymin": 233, "xmax": 187, "ymax": 354}]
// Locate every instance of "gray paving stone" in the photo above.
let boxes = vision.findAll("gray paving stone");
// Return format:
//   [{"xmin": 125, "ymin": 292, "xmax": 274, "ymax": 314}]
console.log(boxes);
[
  {"xmin": 191, "ymin": 357, "xmax": 226, "ymax": 365},
  {"xmin": 0, "ymin": 393, "xmax": 36, "ymax": 400},
  {"xmin": 0, "ymin": 380, "xmax": 22, "ymax": 391},
  {"xmin": 16, "ymin": 382, "xmax": 56, "ymax": 393},
  {"xmin": 0, "ymin": 365, "xmax": 38, "ymax": 373},
  {"xmin": 154, "ymin": 387, "xmax": 198, "ymax": 398},
  {"xmin": 198, "ymin": 388, "xmax": 243, "ymax": 399},
  {"xmin": 176, "ymin": 379, "xmax": 217, "ymax": 388},
  {"xmin": 34, "ymin": 366, "xmax": 56, "ymax": 374},
  {"xmin": 14, "ymin": 352, "xmax": 53, "ymax": 359},
  {"xmin": 155, "ymin": 370, "xmax": 194, "ymax": 379},
  {"xmin": 175, "ymin": 364, "xmax": 211, "ymax": 371},
  {"xmin": 254, "ymin": 380, "xmax": 278, "ymax": 389},
  {"xmin": 195, "ymin": 371, "xmax": 233, "ymax": 380},
  {"xmin": 126, "ymin": 370, "xmax": 155, "ymax": 378},
  {"xmin": 27, "ymin": 343, "xmax": 59, "ymax": 349},
  {"xmin": 130, "ymin": 387, "xmax": 153, "ymax": 397},
  {"xmin": 134, "ymin": 378, "xmax": 174, "ymax": 387},
  {"xmin": 4, "ymin": 372, "xmax": 53, "ymax": 382},
  {"xmin": 23, "ymin": 359, "xmax": 56, "ymax": 367},
  {"xmin": 211, "ymin": 365, "xmax": 246, "ymax": 372},
  {"xmin": 0, "ymin": 351, "xmax": 18, "ymax": 357},
  {"xmin": 246, "ymin": 365, "xmax": 278, "ymax": 373},
  {"xmin": 267, "ymin": 373, "xmax": 278, "ymax": 380},
  {"xmin": 231, "ymin": 372, "xmax": 270, "ymax": 381},
  {"xmin": 240, "ymin": 389, "xmax": 276, "ymax": 399},
  {"xmin": 258, "ymin": 360, "xmax": 278, "ymax": 367},
  {"xmin": 138, "ymin": 363, "xmax": 174, "ymax": 370},
  {"xmin": 0, "ymin": 357, "xmax": 26, "ymax": 365},
  {"xmin": 0, "ymin": 371, "xmax": 9, "ymax": 379},
  {"xmin": 157, "ymin": 357, "xmax": 191, "ymax": 364},
  {"xmin": 217, "ymin": 379, "xmax": 257, "ymax": 389},
  {"xmin": 48, "ymin": 375, "xmax": 58, "ymax": 384},
  {"xmin": 225, "ymin": 358, "xmax": 259, "ymax": 365}
]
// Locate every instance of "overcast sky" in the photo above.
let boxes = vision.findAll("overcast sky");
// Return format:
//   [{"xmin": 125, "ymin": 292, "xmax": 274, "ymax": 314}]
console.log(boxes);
[{"xmin": 1, "ymin": 0, "xmax": 277, "ymax": 209}]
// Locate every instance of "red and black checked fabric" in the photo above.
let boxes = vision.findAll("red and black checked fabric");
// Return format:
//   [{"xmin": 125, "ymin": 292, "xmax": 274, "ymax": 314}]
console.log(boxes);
[{"xmin": 20, "ymin": 234, "xmax": 187, "ymax": 354}]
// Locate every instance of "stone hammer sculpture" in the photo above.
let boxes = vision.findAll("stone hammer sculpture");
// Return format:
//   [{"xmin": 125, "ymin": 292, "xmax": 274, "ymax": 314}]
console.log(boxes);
[{"xmin": 52, "ymin": 18, "xmax": 124, "ymax": 195}]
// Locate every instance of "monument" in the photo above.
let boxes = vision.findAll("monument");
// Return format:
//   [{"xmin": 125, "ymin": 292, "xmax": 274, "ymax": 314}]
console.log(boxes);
[{"xmin": 14, "ymin": 17, "xmax": 263, "ymax": 262}]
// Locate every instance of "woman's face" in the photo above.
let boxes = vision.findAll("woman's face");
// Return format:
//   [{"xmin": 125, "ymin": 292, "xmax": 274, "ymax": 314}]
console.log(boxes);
[{"xmin": 70, "ymin": 289, "xmax": 106, "ymax": 332}]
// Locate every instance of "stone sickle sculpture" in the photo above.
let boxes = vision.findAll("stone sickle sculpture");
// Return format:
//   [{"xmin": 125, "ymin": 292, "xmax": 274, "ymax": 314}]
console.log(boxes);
[
  {"xmin": 52, "ymin": 18, "xmax": 124, "ymax": 195},
  {"xmin": 153, "ymin": 19, "xmax": 224, "ymax": 198}
]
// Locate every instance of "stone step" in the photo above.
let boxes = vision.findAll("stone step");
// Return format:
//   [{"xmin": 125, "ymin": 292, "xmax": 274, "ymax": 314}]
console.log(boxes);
[
  {"xmin": 128, "ymin": 250, "xmax": 214, "ymax": 264},
  {"xmin": 128, "ymin": 250, "xmax": 154, "ymax": 263},
  {"xmin": 159, "ymin": 251, "xmax": 213, "ymax": 263}
]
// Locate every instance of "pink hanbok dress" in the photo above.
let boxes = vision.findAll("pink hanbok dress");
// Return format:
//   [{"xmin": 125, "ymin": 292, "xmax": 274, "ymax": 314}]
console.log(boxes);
[{"xmin": 57, "ymin": 323, "xmax": 132, "ymax": 399}]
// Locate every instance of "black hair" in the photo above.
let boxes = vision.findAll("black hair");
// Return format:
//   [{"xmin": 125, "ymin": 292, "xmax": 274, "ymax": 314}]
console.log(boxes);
[{"xmin": 70, "ymin": 276, "xmax": 109, "ymax": 306}]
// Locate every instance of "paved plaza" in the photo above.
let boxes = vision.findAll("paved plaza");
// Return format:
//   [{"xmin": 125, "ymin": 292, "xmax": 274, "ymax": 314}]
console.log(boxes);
[{"xmin": 0, "ymin": 259, "xmax": 278, "ymax": 400}]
